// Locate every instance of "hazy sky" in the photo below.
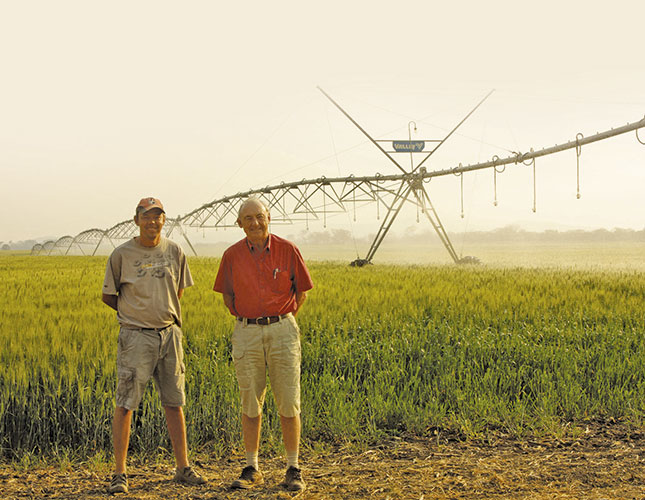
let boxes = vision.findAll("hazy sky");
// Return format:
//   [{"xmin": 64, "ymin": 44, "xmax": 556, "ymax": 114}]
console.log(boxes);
[{"xmin": 1, "ymin": 0, "xmax": 644, "ymax": 245}]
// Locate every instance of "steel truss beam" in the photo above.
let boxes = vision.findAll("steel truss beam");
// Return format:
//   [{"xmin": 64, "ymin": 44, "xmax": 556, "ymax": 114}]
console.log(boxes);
[
  {"xmin": 432, "ymin": 117, "xmax": 645, "ymax": 177},
  {"xmin": 50, "ymin": 236, "xmax": 74, "ymax": 256},
  {"xmin": 95, "ymin": 217, "xmax": 197, "ymax": 256},
  {"xmin": 180, "ymin": 176, "xmax": 405, "ymax": 229},
  {"xmin": 69, "ymin": 229, "xmax": 109, "ymax": 256},
  {"xmin": 31, "ymin": 219, "xmax": 197, "ymax": 256},
  {"xmin": 42, "ymin": 240, "xmax": 55, "ymax": 254}
]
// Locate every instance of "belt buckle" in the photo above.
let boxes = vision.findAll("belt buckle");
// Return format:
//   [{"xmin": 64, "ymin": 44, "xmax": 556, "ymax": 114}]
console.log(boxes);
[{"xmin": 256, "ymin": 317, "xmax": 266, "ymax": 326}]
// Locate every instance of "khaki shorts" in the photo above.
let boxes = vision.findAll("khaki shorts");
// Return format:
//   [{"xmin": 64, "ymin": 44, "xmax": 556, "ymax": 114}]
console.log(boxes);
[
  {"xmin": 115, "ymin": 324, "xmax": 186, "ymax": 411},
  {"xmin": 231, "ymin": 313, "xmax": 301, "ymax": 418}
]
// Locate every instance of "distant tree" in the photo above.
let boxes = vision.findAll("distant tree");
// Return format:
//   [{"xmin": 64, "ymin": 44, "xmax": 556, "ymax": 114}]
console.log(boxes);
[
  {"xmin": 296, "ymin": 229, "xmax": 354, "ymax": 245},
  {"xmin": 1, "ymin": 244, "xmax": 10, "ymax": 251},
  {"xmin": 493, "ymin": 225, "xmax": 521, "ymax": 234}
]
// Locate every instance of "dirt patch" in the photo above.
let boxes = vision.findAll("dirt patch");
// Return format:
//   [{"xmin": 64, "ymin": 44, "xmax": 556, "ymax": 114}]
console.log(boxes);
[{"xmin": 2, "ymin": 423, "xmax": 644, "ymax": 499}]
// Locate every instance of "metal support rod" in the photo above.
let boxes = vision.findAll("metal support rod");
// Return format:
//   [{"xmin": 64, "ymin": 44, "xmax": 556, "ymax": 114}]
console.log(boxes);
[
  {"xmin": 412, "ymin": 89, "xmax": 495, "ymax": 173},
  {"xmin": 576, "ymin": 133, "xmax": 583, "ymax": 199},
  {"xmin": 92, "ymin": 233, "xmax": 107, "ymax": 256},
  {"xmin": 164, "ymin": 219, "xmax": 199, "ymax": 256},
  {"xmin": 459, "ymin": 172, "xmax": 464, "ymax": 218},
  {"xmin": 317, "ymin": 86, "xmax": 409, "ymax": 175},
  {"xmin": 176, "ymin": 222, "xmax": 198, "ymax": 256},
  {"xmin": 365, "ymin": 183, "xmax": 413, "ymax": 262},
  {"xmin": 532, "ymin": 159, "xmax": 537, "ymax": 213},
  {"xmin": 412, "ymin": 186, "xmax": 460, "ymax": 263}
]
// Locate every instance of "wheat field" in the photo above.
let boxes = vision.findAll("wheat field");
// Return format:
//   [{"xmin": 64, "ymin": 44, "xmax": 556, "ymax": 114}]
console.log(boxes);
[{"xmin": 1, "ymin": 253, "xmax": 644, "ymax": 461}]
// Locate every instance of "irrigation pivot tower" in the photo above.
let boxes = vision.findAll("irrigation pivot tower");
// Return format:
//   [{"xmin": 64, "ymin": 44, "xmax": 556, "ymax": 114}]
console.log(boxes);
[{"xmin": 318, "ymin": 87, "xmax": 495, "ymax": 265}]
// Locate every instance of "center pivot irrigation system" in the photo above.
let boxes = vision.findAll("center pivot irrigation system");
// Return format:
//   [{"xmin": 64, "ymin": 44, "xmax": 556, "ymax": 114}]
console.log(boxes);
[{"xmin": 32, "ymin": 88, "xmax": 645, "ymax": 265}]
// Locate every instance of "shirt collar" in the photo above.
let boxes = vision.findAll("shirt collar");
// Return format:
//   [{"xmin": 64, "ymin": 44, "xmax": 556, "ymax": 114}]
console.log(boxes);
[{"xmin": 246, "ymin": 234, "xmax": 271, "ymax": 253}]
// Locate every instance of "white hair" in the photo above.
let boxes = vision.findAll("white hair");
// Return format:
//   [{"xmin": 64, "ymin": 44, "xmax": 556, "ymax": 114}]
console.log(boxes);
[{"xmin": 237, "ymin": 197, "xmax": 269, "ymax": 220}]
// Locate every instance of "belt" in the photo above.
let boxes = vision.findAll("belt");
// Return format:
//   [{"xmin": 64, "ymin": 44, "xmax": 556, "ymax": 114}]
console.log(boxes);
[
  {"xmin": 137, "ymin": 324, "xmax": 174, "ymax": 333},
  {"xmin": 237, "ymin": 314, "xmax": 289, "ymax": 326}
]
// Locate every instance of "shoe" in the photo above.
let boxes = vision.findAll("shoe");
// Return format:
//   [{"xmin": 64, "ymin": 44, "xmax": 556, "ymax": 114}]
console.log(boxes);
[
  {"xmin": 281, "ymin": 466, "xmax": 306, "ymax": 491},
  {"xmin": 108, "ymin": 473, "xmax": 128, "ymax": 494},
  {"xmin": 173, "ymin": 466, "xmax": 207, "ymax": 485},
  {"xmin": 230, "ymin": 465, "xmax": 264, "ymax": 489}
]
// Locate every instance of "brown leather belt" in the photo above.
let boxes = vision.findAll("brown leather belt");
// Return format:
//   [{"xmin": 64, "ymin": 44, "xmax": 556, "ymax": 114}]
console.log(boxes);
[
  {"xmin": 130, "ymin": 323, "xmax": 175, "ymax": 333},
  {"xmin": 133, "ymin": 324, "xmax": 174, "ymax": 333},
  {"xmin": 237, "ymin": 314, "xmax": 289, "ymax": 326}
]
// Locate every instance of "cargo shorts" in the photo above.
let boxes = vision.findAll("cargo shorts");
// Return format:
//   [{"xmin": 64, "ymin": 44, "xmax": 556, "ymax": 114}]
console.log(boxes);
[
  {"xmin": 231, "ymin": 313, "xmax": 301, "ymax": 418},
  {"xmin": 115, "ymin": 324, "xmax": 186, "ymax": 411}
]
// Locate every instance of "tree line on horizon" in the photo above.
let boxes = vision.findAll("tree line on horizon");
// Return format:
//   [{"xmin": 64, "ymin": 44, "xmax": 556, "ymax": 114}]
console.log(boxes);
[
  {"xmin": 2, "ymin": 225, "xmax": 644, "ymax": 251},
  {"xmin": 286, "ymin": 226, "xmax": 645, "ymax": 246}
]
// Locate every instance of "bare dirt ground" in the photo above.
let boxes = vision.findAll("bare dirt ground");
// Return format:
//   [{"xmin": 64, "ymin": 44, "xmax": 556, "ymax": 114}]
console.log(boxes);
[{"xmin": 2, "ymin": 422, "xmax": 644, "ymax": 500}]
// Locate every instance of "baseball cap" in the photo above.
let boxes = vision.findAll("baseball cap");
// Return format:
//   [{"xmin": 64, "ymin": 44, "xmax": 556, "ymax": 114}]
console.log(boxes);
[{"xmin": 136, "ymin": 197, "xmax": 165, "ymax": 215}]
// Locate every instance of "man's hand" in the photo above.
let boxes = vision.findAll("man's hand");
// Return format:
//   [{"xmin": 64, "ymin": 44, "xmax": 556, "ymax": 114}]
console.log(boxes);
[
  {"xmin": 293, "ymin": 291, "xmax": 307, "ymax": 316},
  {"xmin": 102, "ymin": 293, "xmax": 118, "ymax": 311},
  {"xmin": 223, "ymin": 293, "xmax": 237, "ymax": 316}
]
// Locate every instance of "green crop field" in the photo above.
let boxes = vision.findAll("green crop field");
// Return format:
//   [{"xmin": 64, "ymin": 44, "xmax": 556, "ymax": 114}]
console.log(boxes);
[{"xmin": 1, "ymin": 254, "xmax": 644, "ymax": 462}]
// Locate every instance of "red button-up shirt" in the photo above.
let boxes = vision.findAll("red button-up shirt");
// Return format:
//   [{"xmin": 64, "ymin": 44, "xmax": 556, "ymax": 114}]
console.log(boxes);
[{"xmin": 213, "ymin": 234, "xmax": 314, "ymax": 318}]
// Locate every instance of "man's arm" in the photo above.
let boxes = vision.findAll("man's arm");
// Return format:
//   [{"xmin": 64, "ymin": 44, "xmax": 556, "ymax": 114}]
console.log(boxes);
[
  {"xmin": 222, "ymin": 293, "xmax": 237, "ymax": 316},
  {"xmin": 178, "ymin": 288, "xmax": 184, "ymax": 300},
  {"xmin": 293, "ymin": 291, "xmax": 307, "ymax": 316},
  {"xmin": 102, "ymin": 293, "xmax": 118, "ymax": 311}
]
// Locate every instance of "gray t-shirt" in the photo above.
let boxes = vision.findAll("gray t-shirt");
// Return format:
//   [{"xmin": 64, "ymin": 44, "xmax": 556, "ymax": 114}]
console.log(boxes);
[{"xmin": 102, "ymin": 237, "xmax": 193, "ymax": 329}]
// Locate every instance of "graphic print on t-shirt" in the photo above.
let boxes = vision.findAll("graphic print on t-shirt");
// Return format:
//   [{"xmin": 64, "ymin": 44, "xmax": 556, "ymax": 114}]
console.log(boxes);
[{"xmin": 134, "ymin": 253, "xmax": 170, "ymax": 279}]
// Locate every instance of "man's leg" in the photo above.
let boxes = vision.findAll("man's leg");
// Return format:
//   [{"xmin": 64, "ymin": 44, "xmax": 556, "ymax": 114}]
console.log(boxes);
[
  {"xmin": 113, "ymin": 406, "xmax": 132, "ymax": 474},
  {"xmin": 242, "ymin": 413, "xmax": 262, "ymax": 457},
  {"xmin": 280, "ymin": 414, "xmax": 300, "ymax": 462},
  {"xmin": 156, "ymin": 326, "xmax": 204, "ymax": 484},
  {"xmin": 279, "ymin": 414, "xmax": 305, "ymax": 491},
  {"xmin": 269, "ymin": 317, "xmax": 305, "ymax": 491},
  {"xmin": 230, "ymin": 322, "xmax": 266, "ymax": 489},
  {"xmin": 229, "ymin": 413, "xmax": 264, "ymax": 489},
  {"xmin": 164, "ymin": 406, "xmax": 189, "ymax": 470},
  {"xmin": 165, "ymin": 406, "xmax": 207, "ymax": 484}
]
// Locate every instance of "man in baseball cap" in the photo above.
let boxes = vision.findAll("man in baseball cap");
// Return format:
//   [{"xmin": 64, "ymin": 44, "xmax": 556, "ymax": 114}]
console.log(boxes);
[{"xmin": 102, "ymin": 196, "xmax": 205, "ymax": 493}]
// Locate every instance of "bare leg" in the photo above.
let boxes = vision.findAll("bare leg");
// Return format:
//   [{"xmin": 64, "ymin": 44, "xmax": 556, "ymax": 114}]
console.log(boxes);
[
  {"xmin": 280, "ymin": 415, "xmax": 300, "ymax": 455},
  {"xmin": 242, "ymin": 413, "xmax": 262, "ymax": 453},
  {"xmin": 164, "ymin": 406, "xmax": 189, "ymax": 470},
  {"xmin": 113, "ymin": 407, "xmax": 132, "ymax": 474}
]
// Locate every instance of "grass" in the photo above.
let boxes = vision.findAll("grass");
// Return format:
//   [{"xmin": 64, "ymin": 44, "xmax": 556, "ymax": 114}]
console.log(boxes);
[{"xmin": 1, "ymin": 253, "xmax": 644, "ymax": 463}]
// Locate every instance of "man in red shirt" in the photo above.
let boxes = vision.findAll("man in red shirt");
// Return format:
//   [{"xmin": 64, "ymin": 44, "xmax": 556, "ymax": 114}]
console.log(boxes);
[{"xmin": 213, "ymin": 198, "xmax": 313, "ymax": 492}]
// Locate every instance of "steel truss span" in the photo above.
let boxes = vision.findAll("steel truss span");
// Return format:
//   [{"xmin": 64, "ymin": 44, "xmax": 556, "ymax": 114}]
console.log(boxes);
[
  {"xmin": 29, "ymin": 88, "xmax": 645, "ymax": 264},
  {"xmin": 32, "ymin": 218, "xmax": 194, "ymax": 257}
]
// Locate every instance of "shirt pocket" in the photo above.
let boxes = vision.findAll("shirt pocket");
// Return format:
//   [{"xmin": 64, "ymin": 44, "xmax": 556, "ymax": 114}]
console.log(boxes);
[{"xmin": 270, "ymin": 270, "xmax": 292, "ymax": 293}]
